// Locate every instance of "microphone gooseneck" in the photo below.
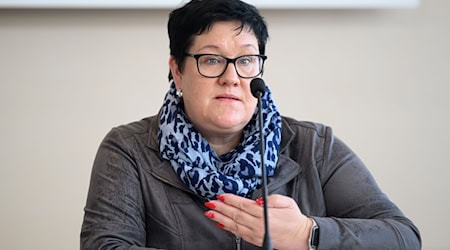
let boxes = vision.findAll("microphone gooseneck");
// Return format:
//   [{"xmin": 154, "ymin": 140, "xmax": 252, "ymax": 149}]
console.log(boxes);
[{"xmin": 250, "ymin": 78, "xmax": 272, "ymax": 250}]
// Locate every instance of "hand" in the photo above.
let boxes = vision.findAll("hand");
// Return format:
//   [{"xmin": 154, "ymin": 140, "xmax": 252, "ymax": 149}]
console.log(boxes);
[{"xmin": 204, "ymin": 193, "xmax": 313, "ymax": 250}]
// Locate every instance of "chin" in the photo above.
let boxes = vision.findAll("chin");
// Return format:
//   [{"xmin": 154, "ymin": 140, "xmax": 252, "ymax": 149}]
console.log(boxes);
[{"xmin": 215, "ymin": 118, "xmax": 249, "ymax": 131}]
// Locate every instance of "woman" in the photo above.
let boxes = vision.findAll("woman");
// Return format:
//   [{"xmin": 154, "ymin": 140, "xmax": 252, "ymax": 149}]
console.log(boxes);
[{"xmin": 80, "ymin": 0, "xmax": 421, "ymax": 249}]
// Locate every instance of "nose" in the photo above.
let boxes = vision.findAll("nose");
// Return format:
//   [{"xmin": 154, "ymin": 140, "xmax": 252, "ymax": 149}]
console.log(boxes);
[{"xmin": 219, "ymin": 62, "xmax": 240, "ymax": 86}]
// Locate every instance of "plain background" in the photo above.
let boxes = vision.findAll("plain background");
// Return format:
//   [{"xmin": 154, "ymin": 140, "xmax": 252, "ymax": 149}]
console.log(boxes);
[{"xmin": 0, "ymin": 0, "xmax": 449, "ymax": 249}]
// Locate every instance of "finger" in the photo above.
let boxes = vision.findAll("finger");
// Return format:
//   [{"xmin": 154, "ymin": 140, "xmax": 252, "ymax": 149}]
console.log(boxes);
[
  {"xmin": 205, "ymin": 209, "xmax": 255, "ymax": 236},
  {"xmin": 257, "ymin": 194, "xmax": 297, "ymax": 209},
  {"xmin": 216, "ymin": 193, "xmax": 264, "ymax": 218},
  {"xmin": 204, "ymin": 194, "xmax": 265, "ymax": 235},
  {"xmin": 204, "ymin": 206, "xmax": 265, "ymax": 247},
  {"xmin": 204, "ymin": 195, "xmax": 262, "ymax": 223}
]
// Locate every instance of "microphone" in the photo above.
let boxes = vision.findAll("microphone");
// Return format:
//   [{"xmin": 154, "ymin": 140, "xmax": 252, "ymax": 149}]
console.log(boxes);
[
  {"xmin": 250, "ymin": 78, "xmax": 272, "ymax": 250},
  {"xmin": 250, "ymin": 78, "xmax": 266, "ymax": 98}
]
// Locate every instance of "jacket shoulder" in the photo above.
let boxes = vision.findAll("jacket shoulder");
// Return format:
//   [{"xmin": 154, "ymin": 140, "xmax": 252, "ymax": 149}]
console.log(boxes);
[
  {"xmin": 111, "ymin": 115, "xmax": 157, "ymax": 139},
  {"xmin": 280, "ymin": 116, "xmax": 334, "ymax": 164},
  {"xmin": 281, "ymin": 116, "xmax": 330, "ymax": 139}
]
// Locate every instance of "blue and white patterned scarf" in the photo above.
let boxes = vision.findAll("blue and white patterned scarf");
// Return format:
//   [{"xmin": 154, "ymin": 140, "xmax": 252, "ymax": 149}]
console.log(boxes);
[{"xmin": 158, "ymin": 81, "xmax": 281, "ymax": 199}]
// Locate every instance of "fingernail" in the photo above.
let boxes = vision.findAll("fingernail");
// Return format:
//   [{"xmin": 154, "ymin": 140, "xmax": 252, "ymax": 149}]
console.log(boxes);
[
  {"xmin": 204, "ymin": 201, "xmax": 216, "ymax": 209},
  {"xmin": 256, "ymin": 197, "xmax": 263, "ymax": 206},
  {"xmin": 217, "ymin": 195, "xmax": 225, "ymax": 202},
  {"xmin": 204, "ymin": 211, "xmax": 215, "ymax": 219},
  {"xmin": 216, "ymin": 223, "xmax": 225, "ymax": 229}
]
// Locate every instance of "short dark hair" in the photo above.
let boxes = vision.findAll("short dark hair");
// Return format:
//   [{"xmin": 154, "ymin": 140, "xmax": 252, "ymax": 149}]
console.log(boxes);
[{"xmin": 167, "ymin": 0, "xmax": 269, "ymax": 80}]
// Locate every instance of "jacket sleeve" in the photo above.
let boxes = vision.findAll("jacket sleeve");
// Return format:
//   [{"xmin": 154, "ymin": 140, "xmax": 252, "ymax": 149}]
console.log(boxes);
[
  {"xmin": 313, "ymin": 128, "xmax": 421, "ymax": 250},
  {"xmin": 80, "ymin": 128, "xmax": 160, "ymax": 250}
]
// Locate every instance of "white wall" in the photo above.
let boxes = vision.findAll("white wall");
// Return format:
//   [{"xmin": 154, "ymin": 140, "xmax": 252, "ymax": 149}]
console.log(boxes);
[{"xmin": 0, "ymin": 1, "xmax": 449, "ymax": 249}]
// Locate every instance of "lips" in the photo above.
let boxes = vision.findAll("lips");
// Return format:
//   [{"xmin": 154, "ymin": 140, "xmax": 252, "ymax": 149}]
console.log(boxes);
[{"xmin": 216, "ymin": 94, "xmax": 240, "ymax": 101}]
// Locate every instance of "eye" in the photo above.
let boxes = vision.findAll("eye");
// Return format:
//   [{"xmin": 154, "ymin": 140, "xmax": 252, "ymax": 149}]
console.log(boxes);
[
  {"xmin": 200, "ymin": 55, "xmax": 224, "ymax": 65},
  {"xmin": 237, "ymin": 56, "xmax": 254, "ymax": 66}
]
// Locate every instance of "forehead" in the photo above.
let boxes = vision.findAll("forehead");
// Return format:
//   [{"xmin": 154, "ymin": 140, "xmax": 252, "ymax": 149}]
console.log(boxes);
[{"xmin": 190, "ymin": 21, "xmax": 258, "ymax": 51}]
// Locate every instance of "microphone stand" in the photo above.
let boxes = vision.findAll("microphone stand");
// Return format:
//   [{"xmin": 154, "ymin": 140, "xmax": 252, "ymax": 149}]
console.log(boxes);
[{"xmin": 256, "ymin": 91, "xmax": 273, "ymax": 250}]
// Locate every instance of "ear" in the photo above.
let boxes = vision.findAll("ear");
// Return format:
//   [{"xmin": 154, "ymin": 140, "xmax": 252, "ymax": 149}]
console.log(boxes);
[{"xmin": 169, "ymin": 56, "xmax": 183, "ymax": 89}]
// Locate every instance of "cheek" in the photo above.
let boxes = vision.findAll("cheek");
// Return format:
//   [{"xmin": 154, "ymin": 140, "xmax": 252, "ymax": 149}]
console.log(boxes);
[
  {"xmin": 184, "ymin": 81, "xmax": 206, "ymax": 100},
  {"xmin": 245, "ymin": 86, "xmax": 258, "ymax": 105},
  {"xmin": 182, "ymin": 84, "xmax": 209, "ymax": 112},
  {"xmin": 246, "ymin": 94, "xmax": 258, "ymax": 115},
  {"xmin": 248, "ymin": 94, "xmax": 257, "ymax": 107}
]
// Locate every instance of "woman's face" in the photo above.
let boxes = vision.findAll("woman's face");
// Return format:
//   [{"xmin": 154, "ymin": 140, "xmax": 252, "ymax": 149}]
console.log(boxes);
[{"xmin": 170, "ymin": 21, "xmax": 259, "ymax": 140}]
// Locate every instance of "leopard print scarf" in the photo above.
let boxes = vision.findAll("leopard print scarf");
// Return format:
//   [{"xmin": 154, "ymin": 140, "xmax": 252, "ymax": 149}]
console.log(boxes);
[{"xmin": 158, "ymin": 81, "xmax": 281, "ymax": 199}]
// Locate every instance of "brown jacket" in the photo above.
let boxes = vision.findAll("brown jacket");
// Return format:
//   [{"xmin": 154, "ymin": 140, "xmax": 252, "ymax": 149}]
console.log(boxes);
[{"xmin": 81, "ymin": 115, "xmax": 421, "ymax": 249}]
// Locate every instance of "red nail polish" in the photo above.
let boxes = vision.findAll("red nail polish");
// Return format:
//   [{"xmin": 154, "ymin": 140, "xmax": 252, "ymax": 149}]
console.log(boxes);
[
  {"xmin": 256, "ymin": 197, "xmax": 263, "ymax": 206},
  {"xmin": 204, "ymin": 201, "xmax": 216, "ymax": 209},
  {"xmin": 216, "ymin": 223, "xmax": 225, "ymax": 229},
  {"xmin": 204, "ymin": 211, "xmax": 215, "ymax": 219},
  {"xmin": 217, "ymin": 195, "xmax": 225, "ymax": 202}
]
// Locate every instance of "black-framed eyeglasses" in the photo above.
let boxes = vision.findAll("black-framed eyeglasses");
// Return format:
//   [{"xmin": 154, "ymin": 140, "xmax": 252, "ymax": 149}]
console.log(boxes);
[{"xmin": 185, "ymin": 53, "xmax": 267, "ymax": 79}]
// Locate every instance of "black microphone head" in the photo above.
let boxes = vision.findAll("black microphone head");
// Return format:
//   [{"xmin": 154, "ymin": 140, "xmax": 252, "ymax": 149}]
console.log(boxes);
[{"xmin": 250, "ymin": 78, "xmax": 266, "ymax": 98}]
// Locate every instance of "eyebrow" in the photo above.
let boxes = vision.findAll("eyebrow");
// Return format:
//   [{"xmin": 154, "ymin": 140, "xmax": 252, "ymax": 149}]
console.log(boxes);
[
  {"xmin": 197, "ymin": 45, "xmax": 220, "ymax": 52},
  {"xmin": 197, "ymin": 44, "xmax": 258, "ymax": 53}
]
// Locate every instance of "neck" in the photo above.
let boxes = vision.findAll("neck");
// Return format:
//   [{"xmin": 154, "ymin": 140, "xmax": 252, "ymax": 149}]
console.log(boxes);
[{"xmin": 205, "ymin": 132, "xmax": 242, "ymax": 156}]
